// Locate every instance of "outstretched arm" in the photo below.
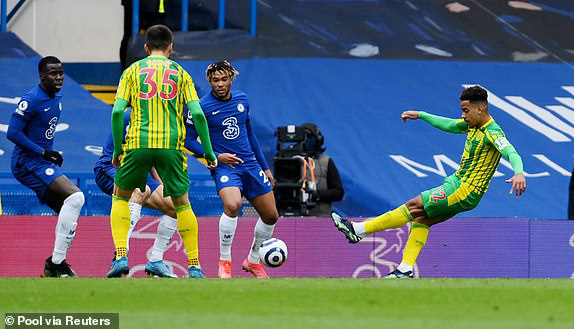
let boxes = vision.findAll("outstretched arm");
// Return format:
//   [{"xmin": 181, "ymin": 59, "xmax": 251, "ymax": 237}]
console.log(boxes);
[{"xmin": 402, "ymin": 111, "xmax": 468, "ymax": 134}]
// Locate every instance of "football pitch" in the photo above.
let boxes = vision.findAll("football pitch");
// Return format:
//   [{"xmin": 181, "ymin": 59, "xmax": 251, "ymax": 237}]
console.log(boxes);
[{"xmin": 2, "ymin": 278, "xmax": 573, "ymax": 329}]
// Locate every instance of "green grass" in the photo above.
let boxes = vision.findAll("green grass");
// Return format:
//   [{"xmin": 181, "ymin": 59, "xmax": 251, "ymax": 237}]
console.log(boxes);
[{"xmin": 1, "ymin": 278, "xmax": 573, "ymax": 329}]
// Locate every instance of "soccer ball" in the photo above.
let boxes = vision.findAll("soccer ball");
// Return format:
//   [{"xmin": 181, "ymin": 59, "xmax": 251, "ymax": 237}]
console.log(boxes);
[{"xmin": 258, "ymin": 238, "xmax": 288, "ymax": 268}]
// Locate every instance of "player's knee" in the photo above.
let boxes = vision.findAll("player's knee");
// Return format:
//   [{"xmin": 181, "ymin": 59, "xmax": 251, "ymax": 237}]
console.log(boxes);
[
  {"xmin": 405, "ymin": 196, "xmax": 423, "ymax": 211},
  {"xmin": 413, "ymin": 217, "xmax": 428, "ymax": 226},
  {"xmin": 64, "ymin": 191, "xmax": 85, "ymax": 209},
  {"xmin": 165, "ymin": 209, "xmax": 177, "ymax": 219},
  {"xmin": 261, "ymin": 214, "xmax": 278, "ymax": 225},
  {"xmin": 224, "ymin": 202, "xmax": 242, "ymax": 217},
  {"xmin": 131, "ymin": 187, "xmax": 151, "ymax": 204}
]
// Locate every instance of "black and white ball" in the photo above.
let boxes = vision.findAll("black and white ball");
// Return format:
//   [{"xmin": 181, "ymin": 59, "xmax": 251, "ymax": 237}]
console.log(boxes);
[{"xmin": 258, "ymin": 238, "xmax": 288, "ymax": 268}]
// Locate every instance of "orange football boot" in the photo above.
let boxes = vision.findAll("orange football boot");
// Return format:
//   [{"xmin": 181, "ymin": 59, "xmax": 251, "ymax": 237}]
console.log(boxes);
[
  {"xmin": 218, "ymin": 260, "xmax": 232, "ymax": 279},
  {"xmin": 241, "ymin": 258, "xmax": 269, "ymax": 278}
]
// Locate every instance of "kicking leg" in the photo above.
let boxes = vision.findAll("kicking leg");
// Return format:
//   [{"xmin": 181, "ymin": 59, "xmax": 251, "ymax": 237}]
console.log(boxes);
[
  {"xmin": 332, "ymin": 196, "xmax": 425, "ymax": 243},
  {"xmin": 386, "ymin": 196, "xmax": 452, "ymax": 279},
  {"xmin": 388, "ymin": 177, "xmax": 469, "ymax": 278},
  {"xmin": 355, "ymin": 203, "xmax": 420, "ymax": 237}
]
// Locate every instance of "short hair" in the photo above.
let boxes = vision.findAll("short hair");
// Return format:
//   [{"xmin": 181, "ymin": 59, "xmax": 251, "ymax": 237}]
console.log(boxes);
[
  {"xmin": 38, "ymin": 56, "xmax": 62, "ymax": 73},
  {"xmin": 206, "ymin": 61, "xmax": 239, "ymax": 80},
  {"xmin": 460, "ymin": 85, "xmax": 488, "ymax": 104},
  {"xmin": 145, "ymin": 25, "xmax": 173, "ymax": 51}
]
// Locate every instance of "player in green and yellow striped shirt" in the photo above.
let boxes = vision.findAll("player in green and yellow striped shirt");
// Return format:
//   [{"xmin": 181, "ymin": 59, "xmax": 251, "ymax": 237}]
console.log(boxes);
[
  {"xmin": 108, "ymin": 25, "xmax": 217, "ymax": 279},
  {"xmin": 332, "ymin": 85, "xmax": 527, "ymax": 278}
]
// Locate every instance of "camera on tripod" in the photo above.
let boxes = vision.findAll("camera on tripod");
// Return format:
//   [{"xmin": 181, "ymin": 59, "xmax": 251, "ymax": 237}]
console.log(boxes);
[{"xmin": 273, "ymin": 125, "xmax": 319, "ymax": 216}]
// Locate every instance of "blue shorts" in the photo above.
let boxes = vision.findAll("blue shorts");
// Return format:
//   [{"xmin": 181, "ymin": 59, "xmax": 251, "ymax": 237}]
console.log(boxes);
[
  {"xmin": 12, "ymin": 157, "xmax": 63, "ymax": 203},
  {"xmin": 94, "ymin": 162, "xmax": 161, "ymax": 196},
  {"xmin": 211, "ymin": 160, "xmax": 272, "ymax": 200}
]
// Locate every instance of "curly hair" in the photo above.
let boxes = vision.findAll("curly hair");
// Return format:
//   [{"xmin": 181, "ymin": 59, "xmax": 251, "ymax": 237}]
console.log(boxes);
[
  {"xmin": 206, "ymin": 60, "xmax": 239, "ymax": 80},
  {"xmin": 460, "ymin": 85, "xmax": 488, "ymax": 103}
]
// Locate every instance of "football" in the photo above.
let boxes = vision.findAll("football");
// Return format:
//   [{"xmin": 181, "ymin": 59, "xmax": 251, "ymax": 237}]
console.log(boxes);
[{"xmin": 258, "ymin": 238, "xmax": 288, "ymax": 268}]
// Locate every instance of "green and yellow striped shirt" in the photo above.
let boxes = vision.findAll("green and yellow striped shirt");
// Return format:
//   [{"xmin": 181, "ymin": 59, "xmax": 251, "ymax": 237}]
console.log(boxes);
[
  {"xmin": 115, "ymin": 55, "xmax": 199, "ymax": 150},
  {"xmin": 454, "ymin": 118, "xmax": 511, "ymax": 194},
  {"xmin": 419, "ymin": 112, "xmax": 522, "ymax": 195}
]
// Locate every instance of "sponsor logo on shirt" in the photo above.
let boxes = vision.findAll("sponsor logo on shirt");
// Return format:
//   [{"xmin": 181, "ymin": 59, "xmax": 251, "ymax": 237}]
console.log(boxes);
[
  {"xmin": 222, "ymin": 117, "xmax": 240, "ymax": 139},
  {"xmin": 45, "ymin": 117, "xmax": 58, "ymax": 139}
]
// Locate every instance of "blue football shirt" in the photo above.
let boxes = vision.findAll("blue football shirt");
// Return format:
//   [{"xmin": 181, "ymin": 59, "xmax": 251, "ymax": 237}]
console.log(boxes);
[
  {"xmin": 9, "ymin": 85, "xmax": 63, "ymax": 160},
  {"xmin": 199, "ymin": 90, "xmax": 256, "ymax": 161}
]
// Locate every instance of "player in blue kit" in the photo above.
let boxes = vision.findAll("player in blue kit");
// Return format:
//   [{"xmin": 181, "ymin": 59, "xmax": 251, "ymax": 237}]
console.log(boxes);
[
  {"xmin": 94, "ymin": 109, "xmax": 183, "ymax": 278},
  {"xmin": 7, "ymin": 56, "xmax": 85, "ymax": 277},
  {"xmin": 185, "ymin": 61, "xmax": 279, "ymax": 278}
]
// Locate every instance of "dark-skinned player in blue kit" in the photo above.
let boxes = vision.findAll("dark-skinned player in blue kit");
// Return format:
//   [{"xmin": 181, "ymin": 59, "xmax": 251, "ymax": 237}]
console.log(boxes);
[
  {"xmin": 185, "ymin": 61, "xmax": 279, "ymax": 278},
  {"xmin": 7, "ymin": 56, "xmax": 85, "ymax": 277}
]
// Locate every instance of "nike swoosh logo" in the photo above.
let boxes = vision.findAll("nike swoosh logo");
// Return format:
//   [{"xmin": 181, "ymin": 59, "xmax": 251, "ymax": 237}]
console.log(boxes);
[
  {"xmin": 43, "ymin": 107, "xmax": 51, "ymax": 112},
  {"xmin": 212, "ymin": 110, "xmax": 221, "ymax": 115}
]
